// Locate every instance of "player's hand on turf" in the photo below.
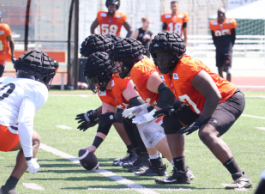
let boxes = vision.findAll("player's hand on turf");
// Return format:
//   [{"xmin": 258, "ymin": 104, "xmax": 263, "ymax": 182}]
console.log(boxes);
[
  {"xmin": 122, "ymin": 103, "xmax": 150, "ymax": 119},
  {"xmin": 178, "ymin": 118, "xmax": 205, "ymax": 135},
  {"xmin": 98, "ymin": 112, "xmax": 116, "ymax": 127},
  {"xmin": 26, "ymin": 158, "xmax": 40, "ymax": 174},
  {"xmin": 86, "ymin": 145, "xmax": 96, "ymax": 153},
  {"xmin": 153, "ymin": 106, "xmax": 175, "ymax": 118},
  {"xmin": 132, "ymin": 109, "xmax": 156, "ymax": 124},
  {"xmin": 76, "ymin": 110, "xmax": 99, "ymax": 131}
]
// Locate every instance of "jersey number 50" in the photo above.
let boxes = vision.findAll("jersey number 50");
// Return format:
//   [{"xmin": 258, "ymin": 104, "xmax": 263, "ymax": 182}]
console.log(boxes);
[{"xmin": 101, "ymin": 24, "xmax": 118, "ymax": 35}]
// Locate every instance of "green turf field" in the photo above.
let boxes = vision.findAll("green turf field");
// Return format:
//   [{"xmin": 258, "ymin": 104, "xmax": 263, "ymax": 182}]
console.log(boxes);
[{"xmin": 1, "ymin": 90, "xmax": 265, "ymax": 194}]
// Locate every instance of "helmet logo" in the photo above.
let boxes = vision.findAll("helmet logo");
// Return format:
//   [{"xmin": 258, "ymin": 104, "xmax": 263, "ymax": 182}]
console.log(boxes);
[
  {"xmin": 173, "ymin": 73, "xmax": 179, "ymax": 79},
  {"xmin": 154, "ymin": 44, "xmax": 159, "ymax": 47}
]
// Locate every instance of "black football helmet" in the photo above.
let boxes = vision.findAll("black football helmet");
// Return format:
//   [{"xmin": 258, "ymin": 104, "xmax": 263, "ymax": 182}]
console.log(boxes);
[
  {"xmin": 105, "ymin": 0, "xmax": 120, "ymax": 9},
  {"xmin": 109, "ymin": 38, "xmax": 146, "ymax": 79},
  {"xmin": 14, "ymin": 50, "xmax": 58, "ymax": 87},
  {"xmin": 149, "ymin": 32, "xmax": 186, "ymax": 74},
  {"xmin": 80, "ymin": 34, "xmax": 112, "ymax": 57},
  {"xmin": 105, "ymin": 34, "xmax": 123, "ymax": 44},
  {"xmin": 83, "ymin": 52, "xmax": 113, "ymax": 93}
]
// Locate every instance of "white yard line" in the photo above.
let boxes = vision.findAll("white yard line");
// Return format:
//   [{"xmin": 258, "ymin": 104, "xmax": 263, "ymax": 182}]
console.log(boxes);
[
  {"xmin": 40, "ymin": 143, "xmax": 159, "ymax": 194},
  {"xmin": 56, "ymin": 125, "xmax": 72, "ymax": 130},
  {"xmin": 256, "ymin": 127, "xmax": 265, "ymax": 131},
  {"xmin": 22, "ymin": 183, "xmax": 45, "ymax": 190},
  {"xmin": 242, "ymin": 114, "xmax": 265, "ymax": 120},
  {"xmin": 87, "ymin": 188, "xmax": 192, "ymax": 191}
]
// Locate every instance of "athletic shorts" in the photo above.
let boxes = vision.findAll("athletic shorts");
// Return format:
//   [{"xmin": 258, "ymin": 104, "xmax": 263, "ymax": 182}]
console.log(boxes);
[
  {"xmin": 216, "ymin": 52, "xmax": 232, "ymax": 67},
  {"xmin": 0, "ymin": 124, "xmax": 20, "ymax": 152},
  {"xmin": 0, "ymin": 60, "xmax": 6, "ymax": 67}
]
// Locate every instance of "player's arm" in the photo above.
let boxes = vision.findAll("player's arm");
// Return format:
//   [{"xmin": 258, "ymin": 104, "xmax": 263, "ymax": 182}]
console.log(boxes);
[
  {"xmin": 131, "ymin": 29, "xmax": 139, "ymax": 39},
  {"xmin": 90, "ymin": 18, "xmax": 99, "ymax": 34},
  {"xmin": 86, "ymin": 103, "xmax": 116, "ymax": 153},
  {"xmin": 231, "ymin": 28, "xmax": 236, "ymax": 46},
  {"xmin": 211, "ymin": 30, "xmax": 217, "ymax": 47},
  {"xmin": 162, "ymin": 22, "xmax": 167, "ymax": 32},
  {"xmin": 183, "ymin": 22, "xmax": 188, "ymax": 46},
  {"xmin": 6, "ymin": 34, "xmax": 15, "ymax": 63},
  {"xmin": 123, "ymin": 21, "xmax": 133, "ymax": 38},
  {"xmin": 150, "ymin": 34, "xmax": 154, "ymax": 43},
  {"xmin": 190, "ymin": 70, "xmax": 222, "ymax": 122}
]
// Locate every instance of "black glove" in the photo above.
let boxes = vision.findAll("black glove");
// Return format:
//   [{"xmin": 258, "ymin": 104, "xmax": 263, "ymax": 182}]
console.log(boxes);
[
  {"xmin": 98, "ymin": 112, "xmax": 117, "ymax": 127},
  {"xmin": 11, "ymin": 56, "xmax": 16, "ymax": 65},
  {"xmin": 177, "ymin": 117, "xmax": 205, "ymax": 135},
  {"xmin": 153, "ymin": 106, "xmax": 175, "ymax": 118},
  {"xmin": 75, "ymin": 110, "xmax": 99, "ymax": 131}
]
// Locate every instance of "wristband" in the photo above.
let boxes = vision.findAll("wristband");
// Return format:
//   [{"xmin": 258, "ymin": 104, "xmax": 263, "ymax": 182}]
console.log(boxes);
[{"xmin": 92, "ymin": 136, "xmax": 103, "ymax": 148}]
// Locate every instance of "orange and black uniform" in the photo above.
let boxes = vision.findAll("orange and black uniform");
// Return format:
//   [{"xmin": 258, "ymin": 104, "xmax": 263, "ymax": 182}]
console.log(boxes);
[
  {"xmin": 209, "ymin": 19, "xmax": 237, "ymax": 67},
  {"xmin": 97, "ymin": 11, "xmax": 127, "ymax": 36},
  {"xmin": 161, "ymin": 13, "xmax": 188, "ymax": 37},
  {"xmin": 163, "ymin": 55, "xmax": 244, "ymax": 135},
  {"xmin": 0, "ymin": 23, "xmax": 11, "ymax": 66}
]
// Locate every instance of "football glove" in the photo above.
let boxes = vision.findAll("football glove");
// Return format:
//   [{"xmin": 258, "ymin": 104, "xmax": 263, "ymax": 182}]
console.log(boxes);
[
  {"xmin": 178, "ymin": 117, "xmax": 205, "ymax": 135},
  {"xmin": 26, "ymin": 158, "xmax": 40, "ymax": 174},
  {"xmin": 122, "ymin": 103, "xmax": 150, "ymax": 119},
  {"xmin": 153, "ymin": 106, "xmax": 175, "ymax": 118},
  {"xmin": 76, "ymin": 110, "xmax": 99, "ymax": 131},
  {"xmin": 132, "ymin": 109, "xmax": 156, "ymax": 124}
]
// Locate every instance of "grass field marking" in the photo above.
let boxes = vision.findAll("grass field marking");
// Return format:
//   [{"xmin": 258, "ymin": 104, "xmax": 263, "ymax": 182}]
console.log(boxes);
[
  {"xmin": 22, "ymin": 183, "xmax": 45, "ymax": 190},
  {"xmin": 242, "ymin": 114, "xmax": 265, "ymax": 120},
  {"xmin": 49, "ymin": 94, "xmax": 95, "ymax": 97},
  {"xmin": 56, "ymin": 125, "xmax": 72, "ymax": 130},
  {"xmin": 39, "ymin": 143, "xmax": 159, "ymax": 194},
  {"xmin": 87, "ymin": 188, "xmax": 192, "ymax": 191},
  {"xmin": 245, "ymin": 96, "xmax": 265, "ymax": 99},
  {"xmin": 256, "ymin": 127, "xmax": 265, "ymax": 131}
]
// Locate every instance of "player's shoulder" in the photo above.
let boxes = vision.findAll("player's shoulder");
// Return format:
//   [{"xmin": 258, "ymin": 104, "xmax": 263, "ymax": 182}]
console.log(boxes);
[
  {"xmin": 226, "ymin": 18, "xmax": 237, "ymax": 26},
  {"xmin": 209, "ymin": 20, "xmax": 218, "ymax": 25},
  {"xmin": 178, "ymin": 12, "xmax": 188, "ymax": 18},
  {"xmin": 97, "ymin": 10, "xmax": 108, "ymax": 18},
  {"xmin": 114, "ymin": 12, "xmax": 127, "ymax": 19},
  {"xmin": 161, "ymin": 13, "xmax": 172, "ymax": 19}
]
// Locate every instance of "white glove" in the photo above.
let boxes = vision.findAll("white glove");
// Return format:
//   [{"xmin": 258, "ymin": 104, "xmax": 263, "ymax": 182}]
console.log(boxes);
[
  {"xmin": 132, "ymin": 109, "xmax": 156, "ymax": 124},
  {"xmin": 26, "ymin": 158, "xmax": 40, "ymax": 174},
  {"xmin": 122, "ymin": 103, "xmax": 150, "ymax": 119}
]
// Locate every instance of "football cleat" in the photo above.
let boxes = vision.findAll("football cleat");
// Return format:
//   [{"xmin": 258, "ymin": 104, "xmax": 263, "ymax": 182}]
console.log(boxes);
[
  {"xmin": 0, "ymin": 186, "xmax": 17, "ymax": 194},
  {"xmin": 127, "ymin": 154, "xmax": 150, "ymax": 172},
  {"xmin": 135, "ymin": 164, "xmax": 167, "ymax": 176},
  {"xmin": 112, "ymin": 150, "xmax": 137, "ymax": 166},
  {"xmin": 155, "ymin": 167, "xmax": 191, "ymax": 184},
  {"xmin": 225, "ymin": 172, "xmax": 252, "ymax": 189}
]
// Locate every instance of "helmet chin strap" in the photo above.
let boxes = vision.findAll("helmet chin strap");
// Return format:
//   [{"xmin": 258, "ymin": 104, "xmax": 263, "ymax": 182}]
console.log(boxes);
[{"xmin": 17, "ymin": 70, "xmax": 36, "ymax": 80}]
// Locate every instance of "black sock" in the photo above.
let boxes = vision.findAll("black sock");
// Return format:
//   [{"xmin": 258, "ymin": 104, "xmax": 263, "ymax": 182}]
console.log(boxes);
[
  {"xmin": 150, "ymin": 157, "xmax": 164, "ymax": 167},
  {"xmin": 223, "ymin": 157, "xmax": 242, "ymax": 175},
  {"xmin": 173, "ymin": 156, "xmax": 186, "ymax": 172},
  {"xmin": 4, "ymin": 176, "xmax": 19, "ymax": 190},
  {"xmin": 127, "ymin": 144, "xmax": 134, "ymax": 152},
  {"xmin": 0, "ymin": 65, "xmax": 4, "ymax": 77}
]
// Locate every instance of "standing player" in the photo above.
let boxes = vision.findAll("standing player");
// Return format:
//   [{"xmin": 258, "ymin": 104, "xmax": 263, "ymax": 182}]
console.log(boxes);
[
  {"xmin": 0, "ymin": 50, "xmax": 57, "ymax": 194},
  {"xmin": 148, "ymin": 32, "xmax": 251, "ymax": 189},
  {"xmin": 90, "ymin": 0, "xmax": 133, "ymax": 37},
  {"xmin": 209, "ymin": 7, "xmax": 237, "ymax": 82},
  {"xmin": 0, "ymin": 11, "xmax": 16, "ymax": 77},
  {"xmin": 161, "ymin": 1, "xmax": 188, "ymax": 45}
]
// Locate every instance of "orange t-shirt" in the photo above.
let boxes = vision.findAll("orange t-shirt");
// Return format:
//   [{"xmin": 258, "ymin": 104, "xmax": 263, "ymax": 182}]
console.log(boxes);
[
  {"xmin": 0, "ymin": 23, "xmax": 11, "ymax": 60},
  {"xmin": 130, "ymin": 57, "xmax": 160, "ymax": 105},
  {"xmin": 209, "ymin": 19, "xmax": 237, "ymax": 37},
  {"xmin": 164, "ymin": 55, "xmax": 237, "ymax": 114},
  {"xmin": 97, "ymin": 11, "xmax": 127, "ymax": 36},
  {"xmin": 98, "ymin": 75, "xmax": 130, "ymax": 109},
  {"xmin": 161, "ymin": 13, "xmax": 189, "ymax": 36}
]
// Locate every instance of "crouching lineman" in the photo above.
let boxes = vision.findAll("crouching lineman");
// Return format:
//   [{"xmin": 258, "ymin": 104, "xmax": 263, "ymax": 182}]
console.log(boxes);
[
  {"xmin": 76, "ymin": 34, "xmax": 142, "ymax": 166},
  {"xmin": 0, "ymin": 50, "xmax": 57, "ymax": 194},
  {"xmin": 109, "ymin": 38, "xmax": 194, "ymax": 178},
  {"xmin": 146, "ymin": 32, "xmax": 252, "ymax": 188},
  {"xmin": 80, "ymin": 52, "xmax": 150, "ymax": 168}
]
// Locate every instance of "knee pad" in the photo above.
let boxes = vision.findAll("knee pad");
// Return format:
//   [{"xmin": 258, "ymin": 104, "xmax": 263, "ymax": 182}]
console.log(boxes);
[
  {"xmin": 145, "ymin": 131, "xmax": 165, "ymax": 148},
  {"xmin": 163, "ymin": 114, "xmax": 183, "ymax": 135}
]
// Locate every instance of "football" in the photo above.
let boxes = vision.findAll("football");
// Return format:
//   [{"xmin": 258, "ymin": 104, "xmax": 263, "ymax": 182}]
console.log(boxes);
[{"xmin": 78, "ymin": 149, "xmax": 99, "ymax": 170}]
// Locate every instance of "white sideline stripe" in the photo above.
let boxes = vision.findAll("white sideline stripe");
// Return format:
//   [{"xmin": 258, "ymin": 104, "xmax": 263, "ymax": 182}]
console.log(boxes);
[
  {"xmin": 87, "ymin": 188, "xmax": 192, "ymax": 191},
  {"xmin": 39, "ymin": 143, "xmax": 158, "ymax": 194},
  {"xmin": 237, "ymin": 85, "xmax": 265, "ymax": 89},
  {"xmin": 256, "ymin": 127, "xmax": 265, "ymax": 131},
  {"xmin": 22, "ymin": 183, "xmax": 45, "ymax": 190},
  {"xmin": 56, "ymin": 125, "xmax": 72, "ymax": 130},
  {"xmin": 242, "ymin": 114, "xmax": 265, "ymax": 120},
  {"xmin": 245, "ymin": 96, "xmax": 265, "ymax": 99}
]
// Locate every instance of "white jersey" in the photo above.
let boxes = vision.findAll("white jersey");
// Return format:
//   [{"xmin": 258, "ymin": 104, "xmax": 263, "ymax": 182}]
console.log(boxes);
[{"xmin": 0, "ymin": 77, "xmax": 48, "ymax": 126}]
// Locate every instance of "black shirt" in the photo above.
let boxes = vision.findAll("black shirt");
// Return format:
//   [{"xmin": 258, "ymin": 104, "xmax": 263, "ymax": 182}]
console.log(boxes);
[{"xmin": 137, "ymin": 28, "xmax": 153, "ymax": 57}]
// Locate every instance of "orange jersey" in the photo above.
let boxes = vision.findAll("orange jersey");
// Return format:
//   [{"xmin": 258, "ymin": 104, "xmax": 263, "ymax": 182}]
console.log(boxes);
[
  {"xmin": 0, "ymin": 23, "xmax": 11, "ymax": 60},
  {"xmin": 164, "ymin": 55, "xmax": 237, "ymax": 114},
  {"xmin": 161, "ymin": 13, "xmax": 189, "ymax": 36},
  {"xmin": 130, "ymin": 57, "xmax": 160, "ymax": 105},
  {"xmin": 98, "ymin": 75, "xmax": 130, "ymax": 109},
  {"xmin": 97, "ymin": 11, "xmax": 127, "ymax": 36},
  {"xmin": 209, "ymin": 19, "xmax": 237, "ymax": 37}
]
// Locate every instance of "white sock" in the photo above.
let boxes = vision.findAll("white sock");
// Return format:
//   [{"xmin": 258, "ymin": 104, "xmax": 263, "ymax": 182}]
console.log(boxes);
[
  {"xmin": 149, "ymin": 153, "xmax": 160, "ymax": 160},
  {"xmin": 170, "ymin": 160, "xmax": 174, "ymax": 167}
]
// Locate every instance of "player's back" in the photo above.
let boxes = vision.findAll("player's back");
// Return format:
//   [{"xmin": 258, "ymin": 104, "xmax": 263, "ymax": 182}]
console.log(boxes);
[{"xmin": 0, "ymin": 77, "xmax": 48, "ymax": 126}]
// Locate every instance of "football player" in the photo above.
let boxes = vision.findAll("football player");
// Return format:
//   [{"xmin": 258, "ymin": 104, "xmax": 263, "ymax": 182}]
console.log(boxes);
[
  {"xmin": 90, "ymin": 0, "xmax": 133, "ymax": 37},
  {"xmin": 161, "ymin": 1, "xmax": 188, "ymax": 45},
  {"xmin": 76, "ymin": 34, "xmax": 146, "ymax": 167},
  {"xmin": 0, "ymin": 11, "xmax": 16, "ymax": 77},
  {"xmin": 148, "ymin": 32, "xmax": 252, "ymax": 189},
  {"xmin": 209, "ymin": 7, "xmax": 236, "ymax": 82},
  {"xmin": 0, "ymin": 50, "xmax": 57, "ymax": 194},
  {"xmin": 255, "ymin": 170, "xmax": 265, "ymax": 194},
  {"xmin": 109, "ymin": 38, "xmax": 194, "ymax": 178}
]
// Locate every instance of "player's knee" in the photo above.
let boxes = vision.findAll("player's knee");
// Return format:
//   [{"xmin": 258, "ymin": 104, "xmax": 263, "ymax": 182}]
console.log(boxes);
[
  {"xmin": 163, "ymin": 115, "xmax": 182, "ymax": 135},
  {"xmin": 143, "ymin": 129, "xmax": 165, "ymax": 148},
  {"xmin": 32, "ymin": 132, "xmax": 41, "ymax": 147},
  {"xmin": 198, "ymin": 129, "xmax": 215, "ymax": 143}
]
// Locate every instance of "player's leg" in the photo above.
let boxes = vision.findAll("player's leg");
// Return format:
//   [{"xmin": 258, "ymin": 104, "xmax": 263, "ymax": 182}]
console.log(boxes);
[
  {"xmin": 0, "ymin": 128, "xmax": 40, "ymax": 194},
  {"xmin": 224, "ymin": 52, "xmax": 232, "ymax": 82},
  {"xmin": 255, "ymin": 171, "xmax": 265, "ymax": 194},
  {"xmin": 155, "ymin": 104, "xmax": 198, "ymax": 184},
  {"xmin": 113, "ymin": 122, "xmax": 131, "ymax": 147},
  {"xmin": 0, "ymin": 60, "xmax": 6, "ymax": 77},
  {"xmin": 216, "ymin": 52, "xmax": 224, "ymax": 78},
  {"xmin": 198, "ymin": 89, "xmax": 251, "ymax": 189}
]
